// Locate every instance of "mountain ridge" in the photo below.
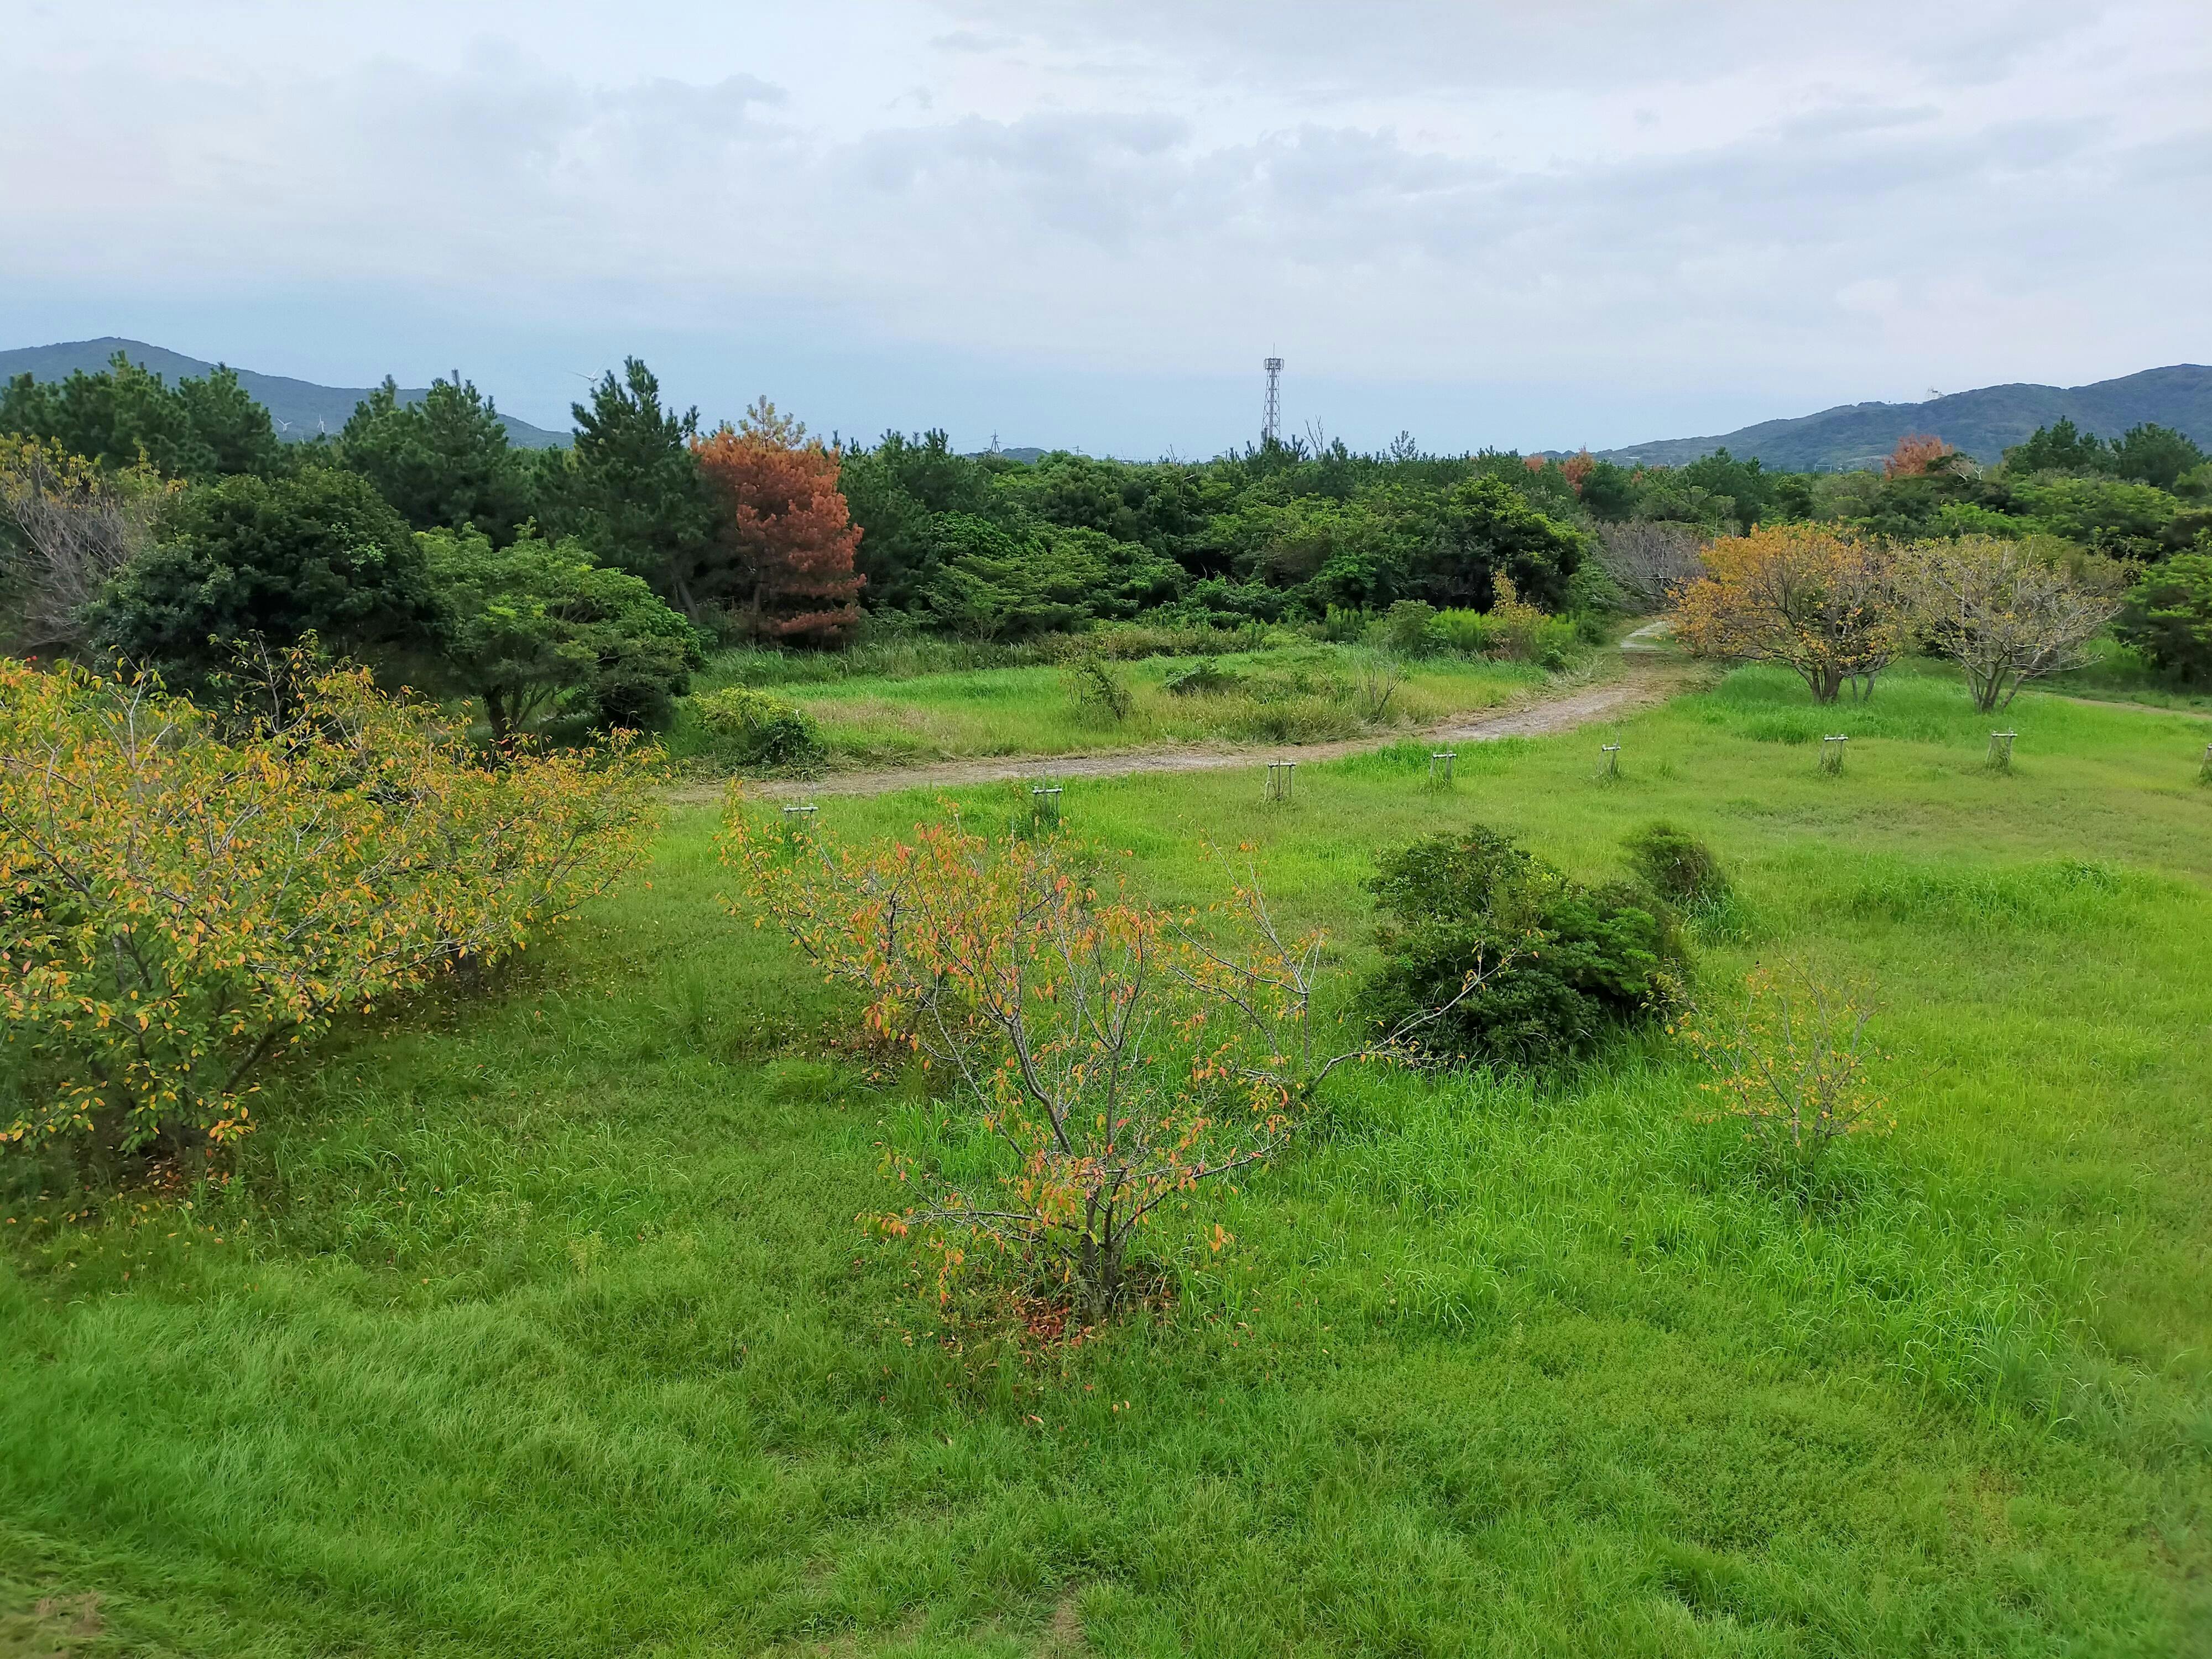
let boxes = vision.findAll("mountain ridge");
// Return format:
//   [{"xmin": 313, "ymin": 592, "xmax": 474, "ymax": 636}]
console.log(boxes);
[
  {"xmin": 1575, "ymin": 364, "xmax": 2212, "ymax": 472},
  {"xmin": 0, "ymin": 337, "xmax": 569, "ymax": 449}
]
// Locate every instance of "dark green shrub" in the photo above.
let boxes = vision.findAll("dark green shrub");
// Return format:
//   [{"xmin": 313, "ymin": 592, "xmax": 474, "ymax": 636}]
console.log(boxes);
[
  {"xmin": 92, "ymin": 467, "xmax": 427, "ymax": 684},
  {"xmin": 1623, "ymin": 823, "xmax": 1731, "ymax": 912},
  {"xmin": 2115, "ymin": 549, "xmax": 2212, "ymax": 684},
  {"xmin": 1360, "ymin": 825, "xmax": 1688, "ymax": 1066},
  {"xmin": 692, "ymin": 687, "xmax": 827, "ymax": 773}
]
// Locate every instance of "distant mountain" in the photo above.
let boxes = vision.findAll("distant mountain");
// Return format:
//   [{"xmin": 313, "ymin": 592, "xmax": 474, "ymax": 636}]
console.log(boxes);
[
  {"xmin": 0, "ymin": 337, "xmax": 568, "ymax": 450},
  {"xmin": 1579, "ymin": 365, "xmax": 2212, "ymax": 472}
]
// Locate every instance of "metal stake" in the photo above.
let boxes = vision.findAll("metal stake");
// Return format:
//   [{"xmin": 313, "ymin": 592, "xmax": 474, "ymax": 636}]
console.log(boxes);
[
  {"xmin": 1820, "ymin": 734, "xmax": 1848, "ymax": 775},
  {"xmin": 1030, "ymin": 784, "xmax": 1062, "ymax": 826},
  {"xmin": 1599, "ymin": 743, "xmax": 1620, "ymax": 780},
  {"xmin": 1428, "ymin": 750, "xmax": 1457, "ymax": 788},
  {"xmin": 1987, "ymin": 731, "xmax": 2016, "ymax": 773},
  {"xmin": 780, "ymin": 801, "xmax": 818, "ymax": 843},
  {"xmin": 1265, "ymin": 760, "xmax": 1296, "ymax": 803}
]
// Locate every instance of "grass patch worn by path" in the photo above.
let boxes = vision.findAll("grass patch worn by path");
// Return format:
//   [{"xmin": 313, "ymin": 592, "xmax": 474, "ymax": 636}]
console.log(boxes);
[
  {"xmin": 669, "ymin": 656, "xmax": 1689, "ymax": 804},
  {"xmin": 3, "ymin": 662, "xmax": 2210, "ymax": 1655},
  {"xmin": 665, "ymin": 641, "xmax": 1565, "ymax": 778}
]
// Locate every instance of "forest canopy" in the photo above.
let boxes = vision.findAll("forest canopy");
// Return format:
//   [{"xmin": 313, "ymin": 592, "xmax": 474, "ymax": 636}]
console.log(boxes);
[{"xmin": 6, "ymin": 351, "xmax": 2209, "ymax": 731}]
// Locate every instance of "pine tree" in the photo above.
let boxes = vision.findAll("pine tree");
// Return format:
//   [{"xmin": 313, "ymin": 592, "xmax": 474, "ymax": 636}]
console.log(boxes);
[{"xmin": 693, "ymin": 415, "xmax": 865, "ymax": 644}]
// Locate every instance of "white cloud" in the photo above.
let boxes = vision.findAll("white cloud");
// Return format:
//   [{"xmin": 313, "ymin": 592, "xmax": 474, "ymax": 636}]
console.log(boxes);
[{"xmin": 0, "ymin": 0, "xmax": 2204, "ymax": 452}]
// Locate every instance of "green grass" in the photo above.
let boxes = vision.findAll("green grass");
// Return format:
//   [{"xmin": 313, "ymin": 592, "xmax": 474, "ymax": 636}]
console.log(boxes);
[
  {"xmin": 2043, "ymin": 636, "xmax": 2212, "ymax": 718},
  {"xmin": 668, "ymin": 643, "xmax": 1551, "ymax": 769},
  {"xmin": 4, "ymin": 662, "xmax": 2211, "ymax": 1655}
]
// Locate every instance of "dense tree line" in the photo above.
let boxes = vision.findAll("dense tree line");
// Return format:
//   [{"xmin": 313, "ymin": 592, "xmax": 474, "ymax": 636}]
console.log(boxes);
[{"xmin": 6, "ymin": 348, "xmax": 2212, "ymax": 734}]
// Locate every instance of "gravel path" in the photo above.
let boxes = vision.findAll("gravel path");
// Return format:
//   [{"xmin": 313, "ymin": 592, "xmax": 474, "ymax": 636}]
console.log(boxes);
[{"xmin": 666, "ymin": 657, "xmax": 1699, "ymax": 804}]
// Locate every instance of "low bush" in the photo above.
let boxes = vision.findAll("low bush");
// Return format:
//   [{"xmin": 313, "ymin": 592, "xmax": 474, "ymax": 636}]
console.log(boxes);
[
  {"xmin": 1686, "ymin": 962, "xmax": 1891, "ymax": 1188},
  {"xmin": 1162, "ymin": 659, "xmax": 1244, "ymax": 696},
  {"xmin": 1429, "ymin": 608, "xmax": 1495, "ymax": 654},
  {"xmin": 691, "ymin": 686, "xmax": 828, "ymax": 773},
  {"xmin": 1428, "ymin": 577, "xmax": 1558, "ymax": 662},
  {"xmin": 1317, "ymin": 604, "xmax": 1368, "ymax": 643},
  {"xmin": 0, "ymin": 654, "xmax": 658, "ymax": 1157},
  {"xmin": 1532, "ymin": 616, "xmax": 1579, "ymax": 670},
  {"xmin": 1375, "ymin": 600, "xmax": 1440, "ymax": 656},
  {"xmin": 1082, "ymin": 620, "xmax": 1273, "ymax": 660},
  {"xmin": 1624, "ymin": 822, "xmax": 1732, "ymax": 912},
  {"xmin": 1062, "ymin": 655, "xmax": 1135, "ymax": 723},
  {"xmin": 1360, "ymin": 825, "xmax": 1689, "ymax": 1066}
]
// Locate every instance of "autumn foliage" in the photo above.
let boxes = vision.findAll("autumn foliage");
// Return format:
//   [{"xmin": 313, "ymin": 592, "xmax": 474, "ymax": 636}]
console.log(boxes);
[
  {"xmin": 1676, "ymin": 524, "xmax": 1906, "ymax": 702},
  {"xmin": 1882, "ymin": 432, "xmax": 1960, "ymax": 480},
  {"xmin": 722, "ymin": 806, "xmax": 1418, "ymax": 1316},
  {"xmin": 0, "ymin": 653, "xmax": 660, "ymax": 1155},
  {"xmin": 1685, "ymin": 963, "xmax": 1891, "ymax": 1185},
  {"xmin": 692, "ymin": 400, "xmax": 865, "ymax": 644}
]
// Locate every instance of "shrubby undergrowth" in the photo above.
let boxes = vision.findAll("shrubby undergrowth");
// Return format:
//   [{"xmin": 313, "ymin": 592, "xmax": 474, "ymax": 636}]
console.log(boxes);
[
  {"xmin": 1360, "ymin": 823, "xmax": 1689, "ymax": 1067},
  {"xmin": 0, "ymin": 653, "xmax": 658, "ymax": 1157}
]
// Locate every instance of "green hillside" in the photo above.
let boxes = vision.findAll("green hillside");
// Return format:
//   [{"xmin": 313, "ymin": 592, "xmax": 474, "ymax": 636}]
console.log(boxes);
[{"xmin": 1590, "ymin": 364, "xmax": 2212, "ymax": 471}]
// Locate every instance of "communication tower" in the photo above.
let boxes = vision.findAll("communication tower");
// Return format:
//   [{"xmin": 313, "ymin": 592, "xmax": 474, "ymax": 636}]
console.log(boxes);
[{"xmin": 1262, "ymin": 355, "xmax": 1284, "ymax": 445}]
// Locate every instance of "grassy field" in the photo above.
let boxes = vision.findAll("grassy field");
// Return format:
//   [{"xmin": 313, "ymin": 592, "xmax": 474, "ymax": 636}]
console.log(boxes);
[
  {"xmin": 2044, "ymin": 638, "xmax": 2212, "ymax": 718},
  {"xmin": 669, "ymin": 643, "xmax": 1553, "ymax": 768},
  {"xmin": 4, "ymin": 661, "xmax": 2210, "ymax": 1655}
]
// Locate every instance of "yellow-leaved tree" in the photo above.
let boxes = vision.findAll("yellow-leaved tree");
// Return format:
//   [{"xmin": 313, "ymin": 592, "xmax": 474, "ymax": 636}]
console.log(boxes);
[
  {"xmin": 1676, "ymin": 524, "xmax": 1906, "ymax": 703},
  {"xmin": 0, "ymin": 653, "xmax": 660, "ymax": 1156}
]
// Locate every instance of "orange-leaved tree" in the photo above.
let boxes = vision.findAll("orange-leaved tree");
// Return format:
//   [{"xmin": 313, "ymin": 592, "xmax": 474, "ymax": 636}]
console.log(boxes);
[
  {"xmin": 721, "ymin": 804, "xmax": 1492, "ymax": 1316},
  {"xmin": 692, "ymin": 397, "xmax": 864, "ymax": 644},
  {"xmin": 1676, "ymin": 524, "xmax": 1905, "ymax": 702},
  {"xmin": 1882, "ymin": 432, "xmax": 1962, "ymax": 480},
  {"xmin": 0, "ymin": 652, "xmax": 660, "ymax": 1156}
]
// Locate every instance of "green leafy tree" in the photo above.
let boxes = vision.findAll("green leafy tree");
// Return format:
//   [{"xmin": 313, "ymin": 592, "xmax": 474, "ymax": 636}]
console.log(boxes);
[
  {"xmin": 1681, "ymin": 447, "xmax": 1775, "ymax": 525},
  {"xmin": 338, "ymin": 375, "xmax": 533, "ymax": 541},
  {"xmin": 1632, "ymin": 469, "xmax": 1740, "ymax": 534},
  {"xmin": 993, "ymin": 453, "xmax": 1212, "ymax": 570},
  {"xmin": 2108, "ymin": 424, "xmax": 2206, "ymax": 492},
  {"xmin": 0, "ymin": 354, "xmax": 281, "ymax": 480},
  {"xmin": 838, "ymin": 429, "xmax": 1002, "ymax": 612},
  {"xmin": 1577, "ymin": 459, "xmax": 1641, "ymax": 521},
  {"xmin": 2003, "ymin": 418, "xmax": 2110, "ymax": 476},
  {"xmin": 2115, "ymin": 547, "xmax": 2212, "ymax": 684},
  {"xmin": 1412, "ymin": 476, "xmax": 1586, "ymax": 611},
  {"xmin": 420, "ymin": 526, "xmax": 703, "ymax": 740},
  {"xmin": 539, "ymin": 358, "xmax": 716, "ymax": 612},
  {"xmin": 923, "ymin": 517, "xmax": 1183, "ymax": 639},
  {"xmin": 2010, "ymin": 474, "xmax": 2179, "ymax": 559},
  {"xmin": 92, "ymin": 468, "xmax": 427, "ymax": 681}
]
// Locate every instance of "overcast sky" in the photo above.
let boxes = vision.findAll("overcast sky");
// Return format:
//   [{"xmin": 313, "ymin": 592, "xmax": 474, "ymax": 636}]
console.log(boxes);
[{"xmin": 3, "ymin": 1, "xmax": 2206, "ymax": 453}]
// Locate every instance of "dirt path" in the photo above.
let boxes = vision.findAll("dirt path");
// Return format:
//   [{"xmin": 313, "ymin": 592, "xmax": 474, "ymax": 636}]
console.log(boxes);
[{"xmin": 666, "ymin": 658, "xmax": 1700, "ymax": 805}]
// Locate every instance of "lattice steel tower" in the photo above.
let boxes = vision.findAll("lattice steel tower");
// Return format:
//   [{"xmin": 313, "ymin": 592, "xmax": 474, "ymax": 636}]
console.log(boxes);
[{"xmin": 1262, "ymin": 355, "xmax": 1284, "ymax": 445}]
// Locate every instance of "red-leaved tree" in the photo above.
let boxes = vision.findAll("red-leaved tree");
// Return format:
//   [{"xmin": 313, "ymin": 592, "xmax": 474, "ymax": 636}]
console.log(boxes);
[{"xmin": 692, "ymin": 399, "xmax": 865, "ymax": 643}]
